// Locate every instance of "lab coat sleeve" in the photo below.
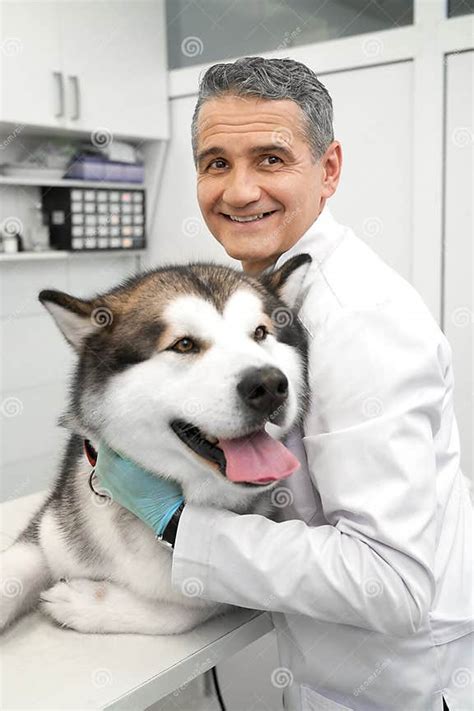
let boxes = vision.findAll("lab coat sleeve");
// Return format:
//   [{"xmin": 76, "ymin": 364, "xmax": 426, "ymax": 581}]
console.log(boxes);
[{"xmin": 171, "ymin": 302, "xmax": 447, "ymax": 637}]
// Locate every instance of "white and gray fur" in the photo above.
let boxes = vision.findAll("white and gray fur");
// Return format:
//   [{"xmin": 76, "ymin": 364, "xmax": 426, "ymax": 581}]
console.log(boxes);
[{"xmin": 1, "ymin": 254, "xmax": 311, "ymax": 635}]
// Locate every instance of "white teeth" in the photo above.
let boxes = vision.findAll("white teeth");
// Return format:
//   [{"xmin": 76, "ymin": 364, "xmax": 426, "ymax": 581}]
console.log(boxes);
[{"xmin": 229, "ymin": 213, "xmax": 265, "ymax": 222}]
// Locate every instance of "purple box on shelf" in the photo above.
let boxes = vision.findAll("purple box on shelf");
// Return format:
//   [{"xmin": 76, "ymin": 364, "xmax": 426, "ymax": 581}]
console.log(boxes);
[
  {"xmin": 65, "ymin": 156, "xmax": 144, "ymax": 183},
  {"xmin": 104, "ymin": 162, "xmax": 144, "ymax": 182}
]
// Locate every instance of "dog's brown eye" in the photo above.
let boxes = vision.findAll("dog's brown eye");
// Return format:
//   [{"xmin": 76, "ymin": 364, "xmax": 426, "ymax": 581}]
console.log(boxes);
[
  {"xmin": 172, "ymin": 337, "xmax": 198, "ymax": 353},
  {"xmin": 254, "ymin": 325, "xmax": 268, "ymax": 342}
]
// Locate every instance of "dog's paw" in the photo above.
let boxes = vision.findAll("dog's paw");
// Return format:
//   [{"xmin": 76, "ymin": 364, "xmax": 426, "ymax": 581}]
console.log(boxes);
[
  {"xmin": 39, "ymin": 578, "xmax": 221, "ymax": 635},
  {"xmin": 39, "ymin": 578, "xmax": 110, "ymax": 633}
]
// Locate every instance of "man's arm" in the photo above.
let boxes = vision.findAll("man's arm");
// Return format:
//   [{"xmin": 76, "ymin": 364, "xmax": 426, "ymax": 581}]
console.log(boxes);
[{"xmin": 171, "ymin": 302, "xmax": 449, "ymax": 637}]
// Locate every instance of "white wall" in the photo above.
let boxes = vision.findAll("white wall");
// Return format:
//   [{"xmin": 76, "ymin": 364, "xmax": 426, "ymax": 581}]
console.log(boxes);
[
  {"xmin": 443, "ymin": 50, "xmax": 473, "ymax": 480},
  {"xmin": 0, "ymin": 253, "xmax": 140, "ymax": 501}
]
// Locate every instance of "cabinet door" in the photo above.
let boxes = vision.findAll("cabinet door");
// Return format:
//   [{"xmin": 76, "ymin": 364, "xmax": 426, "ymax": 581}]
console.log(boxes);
[
  {"xmin": 59, "ymin": 0, "xmax": 168, "ymax": 139},
  {"xmin": 0, "ymin": 1, "xmax": 65, "ymax": 128}
]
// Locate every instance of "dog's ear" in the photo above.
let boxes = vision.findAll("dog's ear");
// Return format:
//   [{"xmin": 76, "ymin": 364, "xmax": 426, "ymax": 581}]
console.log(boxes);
[
  {"xmin": 38, "ymin": 289, "xmax": 112, "ymax": 351},
  {"xmin": 260, "ymin": 253, "xmax": 312, "ymax": 308}
]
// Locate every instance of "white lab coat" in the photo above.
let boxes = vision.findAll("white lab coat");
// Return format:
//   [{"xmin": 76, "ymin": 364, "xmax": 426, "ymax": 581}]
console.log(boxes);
[{"xmin": 171, "ymin": 207, "xmax": 473, "ymax": 711}]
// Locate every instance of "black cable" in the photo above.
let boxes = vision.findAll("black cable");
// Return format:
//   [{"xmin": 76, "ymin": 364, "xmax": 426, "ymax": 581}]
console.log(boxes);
[{"xmin": 211, "ymin": 666, "xmax": 227, "ymax": 711}]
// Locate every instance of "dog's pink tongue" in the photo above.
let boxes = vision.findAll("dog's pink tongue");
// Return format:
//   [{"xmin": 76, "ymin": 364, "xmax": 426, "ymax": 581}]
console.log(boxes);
[{"xmin": 218, "ymin": 430, "xmax": 300, "ymax": 484}]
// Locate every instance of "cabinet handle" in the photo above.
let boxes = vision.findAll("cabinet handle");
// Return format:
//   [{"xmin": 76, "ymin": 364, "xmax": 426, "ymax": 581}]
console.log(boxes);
[
  {"xmin": 69, "ymin": 75, "xmax": 80, "ymax": 120},
  {"xmin": 53, "ymin": 71, "xmax": 64, "ymax": 118}
]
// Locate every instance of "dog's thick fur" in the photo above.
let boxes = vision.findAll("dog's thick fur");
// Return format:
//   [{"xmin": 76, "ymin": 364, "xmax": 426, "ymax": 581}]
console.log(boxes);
[{"xmin": 1, "ymin": 254, "xmax": 311, "ymax": 635}]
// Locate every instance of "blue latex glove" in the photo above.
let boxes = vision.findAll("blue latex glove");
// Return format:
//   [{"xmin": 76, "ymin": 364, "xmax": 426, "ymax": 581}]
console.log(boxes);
[{"xmin": 93, "ymin": 440, "xmax": 184, "ymax": 536}]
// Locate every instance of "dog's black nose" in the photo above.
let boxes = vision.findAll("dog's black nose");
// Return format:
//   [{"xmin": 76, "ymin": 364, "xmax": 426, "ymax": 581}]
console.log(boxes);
[{"xmin": 237, "ymin": 366, "xmax": 288, "ymax": 417}]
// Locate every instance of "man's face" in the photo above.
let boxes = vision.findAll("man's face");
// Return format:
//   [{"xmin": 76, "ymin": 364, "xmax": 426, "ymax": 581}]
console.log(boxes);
[{"xmin": 195, "ymin": 94, "xmax": 340, "ymax": 275}]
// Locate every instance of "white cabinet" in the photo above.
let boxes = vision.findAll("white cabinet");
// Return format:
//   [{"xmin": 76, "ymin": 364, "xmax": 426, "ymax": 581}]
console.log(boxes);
[
  {"xmin": 58, "ymin": 1, "xmax": 168, "ymax": 139},
  {"xmin": 0, "ymin": 1, "xmax": 64, "ymax": 129},
  {"xmin": 0, "ymin": 0, "xmax": 169, "ymax": 139}
]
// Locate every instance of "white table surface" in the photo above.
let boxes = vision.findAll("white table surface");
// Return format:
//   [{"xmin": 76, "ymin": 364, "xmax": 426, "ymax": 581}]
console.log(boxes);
[{"xmin": 0, "ymin": 492, "xmax": 274, "ymax": 710}]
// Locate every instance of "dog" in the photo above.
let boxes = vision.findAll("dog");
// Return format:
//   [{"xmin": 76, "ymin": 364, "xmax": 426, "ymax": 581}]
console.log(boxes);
[{"xmin": 0, "ymin": 253, "xmax": 311, "ymax": 635}]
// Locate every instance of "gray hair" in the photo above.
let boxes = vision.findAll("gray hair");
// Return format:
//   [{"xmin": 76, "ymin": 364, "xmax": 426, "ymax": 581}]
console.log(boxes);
[{"xmin": 191, "ymin": 56, "xmax": 334, "ymax": 163}]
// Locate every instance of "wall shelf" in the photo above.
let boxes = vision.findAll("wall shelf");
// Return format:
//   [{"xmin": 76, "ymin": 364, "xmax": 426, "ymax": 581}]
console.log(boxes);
[
  {"xmin": 0, "ymin": 249, "xmax": 146, "ymax": 263},
  {"xmin": 0, "ymin": 176, "xmax": 145, "ymax": 190}
]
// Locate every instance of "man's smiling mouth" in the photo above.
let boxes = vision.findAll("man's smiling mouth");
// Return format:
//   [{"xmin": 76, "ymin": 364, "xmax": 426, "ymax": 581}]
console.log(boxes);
[{"xmin": 222, "ymin": 210, "xmax": 277, "ymax": 223}]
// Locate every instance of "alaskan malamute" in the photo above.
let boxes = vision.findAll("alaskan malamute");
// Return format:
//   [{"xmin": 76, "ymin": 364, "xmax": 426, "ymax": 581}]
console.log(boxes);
[{"xmin": 1, "ymin": 253, "xmax": 311, "ymax": 635}]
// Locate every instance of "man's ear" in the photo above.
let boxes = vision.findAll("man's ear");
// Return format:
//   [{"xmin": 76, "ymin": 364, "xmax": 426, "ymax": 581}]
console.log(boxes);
[
  {"xmin": 260, "ymin": 253, "xmax": 312, "ymax": 308},
  {"xmin": 38, "ymin": 289, "xmax": 109, "ymax": 351}
]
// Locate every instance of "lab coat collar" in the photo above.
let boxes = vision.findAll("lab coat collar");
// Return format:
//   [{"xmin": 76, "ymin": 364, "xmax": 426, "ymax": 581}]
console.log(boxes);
[{"xmin": 263, "ymin": 204, "xmax": 342, "ymax": 276}]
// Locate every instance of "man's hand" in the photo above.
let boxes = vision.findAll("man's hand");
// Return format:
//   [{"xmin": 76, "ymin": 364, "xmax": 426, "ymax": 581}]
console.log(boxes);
[{"xmin": 93, "ymin": 441, "xmax": 184, "ymax": 536}]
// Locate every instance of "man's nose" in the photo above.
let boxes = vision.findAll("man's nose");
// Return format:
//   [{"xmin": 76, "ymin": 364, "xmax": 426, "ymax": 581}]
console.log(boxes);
[
  {"xmin": 237, "ymin": 366, "xmax": 288, "ymax": 418},
  {"xmin": 222, "ymin": 170, "xmax": 261, "ymax": 208}
]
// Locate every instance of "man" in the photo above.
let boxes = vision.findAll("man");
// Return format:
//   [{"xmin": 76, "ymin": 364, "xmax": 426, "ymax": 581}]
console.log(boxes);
[{"xmin": 97, "ymin": 58, "xmax": 472, "ymax": 710}]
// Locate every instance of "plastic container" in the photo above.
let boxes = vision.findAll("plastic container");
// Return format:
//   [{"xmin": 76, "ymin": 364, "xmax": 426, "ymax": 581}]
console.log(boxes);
[{"xmin": 65, "ymin": 156, "xmax": 144, "ymax": 183}]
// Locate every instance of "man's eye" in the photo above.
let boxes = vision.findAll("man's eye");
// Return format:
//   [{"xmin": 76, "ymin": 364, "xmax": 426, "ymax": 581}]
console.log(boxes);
[
  {"xmin": 170, "ymin": 337, "xmax": 199, "ymax": 354},
  {"xmin": 261, "ymin": 155, "xmax": 282, "ymax": 166},
  {"xmin": 208, "ymin": 159, "xmax": 227, "ymax": 170},
  {"xmin": 254, "ymin": 325, "xmax": 268, "ymax": 342}
]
